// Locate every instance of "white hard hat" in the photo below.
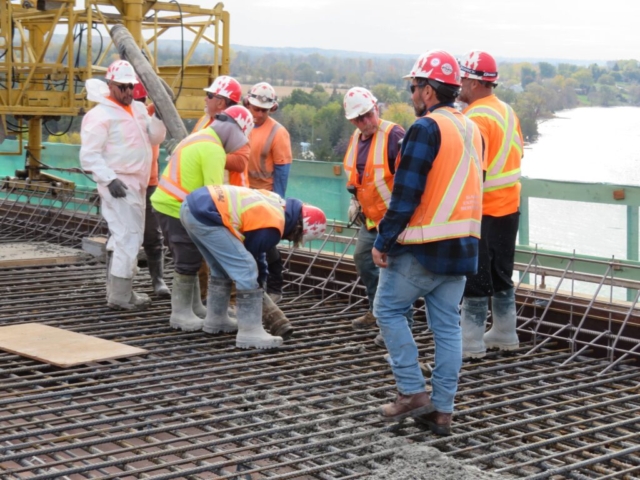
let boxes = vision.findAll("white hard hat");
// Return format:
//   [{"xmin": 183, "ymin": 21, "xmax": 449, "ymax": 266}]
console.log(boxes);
[
  {"xmin": 343, "ymin": 87, "xmax": 377, "ymax": 120},
  {"xmin": 247, "ymin": 82, "xmax": 277, "ymax": 109},
  {"xmin": 105, "ymin": 60, "xmax": 139, "ymax": 84}
]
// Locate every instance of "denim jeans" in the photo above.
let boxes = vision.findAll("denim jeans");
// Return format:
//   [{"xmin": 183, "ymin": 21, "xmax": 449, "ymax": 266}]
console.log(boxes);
[
  {"xmin": 180, "ymin": 202, "xmax": 260, "ymax": 291},
  {"xmin": 373, "ymin": 251, "xmax": 466, "ymax": 413},
  {"xmin": 353, "ymin": 224, "xmax": 379, "ymax": 309}
]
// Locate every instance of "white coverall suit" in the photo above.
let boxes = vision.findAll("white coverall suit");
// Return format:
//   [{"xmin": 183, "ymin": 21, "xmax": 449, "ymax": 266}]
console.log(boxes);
[{"xmin": 80, "ymin": 79, "xmax": 166, "ymax": 279}]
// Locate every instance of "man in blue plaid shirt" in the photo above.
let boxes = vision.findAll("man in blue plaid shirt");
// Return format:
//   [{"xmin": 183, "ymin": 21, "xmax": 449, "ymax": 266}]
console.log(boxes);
[{"xmin": 372, "ymin": 50, "xmax": 484, "ymax": 436}]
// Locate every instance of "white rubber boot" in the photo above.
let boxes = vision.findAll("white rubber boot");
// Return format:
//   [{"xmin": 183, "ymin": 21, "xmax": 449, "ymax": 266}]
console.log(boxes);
[
  {"xmin": 107, "ymin": 275, "xmax": 151, "ymax": 310},
  {"xmin": 105, "ymin": 250, "xmax": 113, "ymax": 300},
  {"xmin": 485, "ymin": 288, "xmax": 520, "ymax": 351},
  {"xmin": 203, "ymin": 277, "xmax": 238, "ymax": 334},
  {"xmin": 236, "ymin": 289, "xmax": 283, "ymax": 349},
  {"xmin": 461, "ymin": 296, "xmax": 489, "ymax": 359},
  {"xmin": 170, "ymin": 273, "xmax": 204, "ymax": 331},
  {"xmin": 192, "ymin": 279, "xmax": 207, "ymax": 319},
  {"xmin": 146, "ymin": 251, "xmax": 170, "ymax": 297}
]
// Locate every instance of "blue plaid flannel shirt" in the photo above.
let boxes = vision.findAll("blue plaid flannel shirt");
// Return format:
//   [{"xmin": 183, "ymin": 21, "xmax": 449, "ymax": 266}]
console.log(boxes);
[{"xmin": 374, "ymin": 103, "xmax": 479, "ymax": 276}]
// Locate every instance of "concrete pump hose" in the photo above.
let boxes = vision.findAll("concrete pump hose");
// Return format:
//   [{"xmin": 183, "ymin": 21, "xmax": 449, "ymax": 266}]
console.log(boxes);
[{"xmin": 109, "ymin": 24, "xmax": 188, "ymax": 142}]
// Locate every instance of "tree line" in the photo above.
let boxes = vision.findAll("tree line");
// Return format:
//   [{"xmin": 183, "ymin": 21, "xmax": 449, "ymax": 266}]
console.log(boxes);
[{"xmin": 33, "ymin": 38, "xmax": 640, "ymax": 159}]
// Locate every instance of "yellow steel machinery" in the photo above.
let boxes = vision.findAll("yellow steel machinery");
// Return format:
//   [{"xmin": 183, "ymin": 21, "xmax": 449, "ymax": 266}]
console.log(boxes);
[{"xmin": 0, "ymin": 0, "xmax": 230, "ymax": 190}]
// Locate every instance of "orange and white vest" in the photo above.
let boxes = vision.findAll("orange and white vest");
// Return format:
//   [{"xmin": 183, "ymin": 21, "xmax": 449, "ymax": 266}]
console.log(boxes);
[
  {"xmin": 207, "ymin": 185, "xmax": 285, "ymax": 242},
  {"xmin": 343, "ymin": 119, "xmax": 396, "ymax": 228},
  {"xmin": 157, "ymin": 130, "xmax": 222, "ymax": 202},
  {"xmin": 192, "ymin": 114, "xmax": 213, "ymax": 133},
  {"xmin": 397, "ymin": 107, "xmax": 483, "ymax": 244},
  {"xmin": 464, "ymin": 94, "xmax": 523, "ymax": 216}
]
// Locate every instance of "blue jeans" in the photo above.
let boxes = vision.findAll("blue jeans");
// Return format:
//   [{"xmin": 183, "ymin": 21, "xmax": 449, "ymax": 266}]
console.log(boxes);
[
  {"xmin": 354, "ymin": 224, "xmax": 379, "ymax": 309},
  {"xmin": 373, "ymin": 251, "xmax": 466, "ymax": 413},
  {"xmin": 180, "ymin": 203, "xmax": 259, "ymax": 291}
]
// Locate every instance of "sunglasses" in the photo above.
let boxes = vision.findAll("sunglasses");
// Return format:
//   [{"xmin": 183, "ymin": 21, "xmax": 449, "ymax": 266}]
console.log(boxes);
[
  {"xmin": 206, "ymin": 92, "xmax": 223, "ymax": 100},
  {"xmin": 409, "ymin": 83, "xmax": 428, "ymax": 94},
  {"xmin": 115, "ymin": 83, "xmax": 135, "ymax": 92}
]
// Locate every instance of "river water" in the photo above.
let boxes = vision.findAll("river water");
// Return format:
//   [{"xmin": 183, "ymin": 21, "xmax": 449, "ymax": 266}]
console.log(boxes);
[{"xmin": 522, "ymin": 106, "xmax": 640, "ymax": 260}]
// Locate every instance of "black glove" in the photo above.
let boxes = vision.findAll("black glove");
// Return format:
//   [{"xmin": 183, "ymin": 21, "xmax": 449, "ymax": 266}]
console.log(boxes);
[{"xmin": 107, "ymin": 178, "xmax": 128, "ymax": 198}]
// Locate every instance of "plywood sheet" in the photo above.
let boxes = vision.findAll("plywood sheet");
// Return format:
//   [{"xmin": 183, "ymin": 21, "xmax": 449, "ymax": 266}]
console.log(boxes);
[
  {"xmin": 0, "ymin": 323, "xmax": 147, "ymax": 367},
  {"xmin": 0, "ymin": 242, "xmax": 87, "ymax": 268}
]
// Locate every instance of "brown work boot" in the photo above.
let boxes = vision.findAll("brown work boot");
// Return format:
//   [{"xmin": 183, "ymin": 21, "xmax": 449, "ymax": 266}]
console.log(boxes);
[
  {"xmin": 352, "ymin": 311, "xmax": 377, "ymax": 330},
  {"xmin": 379, "ymin": 392, "xmax": 434, "ymax": 423},
  {"xmin": 416, "ymin": 410, "xmax": 453, "ymax": 436}
]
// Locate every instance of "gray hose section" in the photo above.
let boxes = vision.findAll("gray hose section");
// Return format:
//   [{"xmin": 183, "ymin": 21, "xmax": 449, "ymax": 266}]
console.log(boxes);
[{"xmin": 109, "ymin": 24, "xmax": 188, "ymax": 142}]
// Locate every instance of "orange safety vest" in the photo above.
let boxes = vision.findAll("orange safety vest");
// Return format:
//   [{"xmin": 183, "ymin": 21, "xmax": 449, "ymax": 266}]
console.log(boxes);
[
  {"xmin": 397, "ymin": 107, "xmax": 483, "ymax": 244},
  {"xmin": 206, "ymin": 185, "xmax": 285, "ymax": 242},
  {"xmin": 343, "ymin": 119, "xmax": 396, "ymax": 229},
  {"xmin": 157, "ymin": 132, "xmax": 222, "ymax": 202},
  {"xmin": 248, "ymin": 120, "xmax": 283, "ymax": 186},
  {"xmin": 464, "ymin": 95, "xmax": 523, "ymax": 216},
  {"xmin": 192, "ymin": 114, "xmax": 213, "ymax": 133}
]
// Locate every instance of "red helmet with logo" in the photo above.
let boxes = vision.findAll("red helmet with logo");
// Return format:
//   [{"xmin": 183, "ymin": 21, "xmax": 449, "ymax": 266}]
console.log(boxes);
[
  {"xmin": 219, "ymin": 105, "xmax": 254, "ymax": 138},
  {"xmin": 301, "ymin": 204, "xmax": 327, "ymax": 244},
  {"xmin": 204, "ymin": 75, "xmax": 242, "ymax": 104},
  {"xmin": 403, "ymin": 50, "xmax": 461, "ymax": 87},
  {"xmin": 459, "ymin": 51, "xmax": 499, "ymax": 84},
  {"xmin": 132, "ymin": 80, "xmax": 148, "ymax": 100}
]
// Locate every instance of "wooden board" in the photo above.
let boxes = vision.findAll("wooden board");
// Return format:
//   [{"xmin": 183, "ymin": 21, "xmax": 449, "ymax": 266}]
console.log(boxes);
[
  {"xmin": 0, "ymin": 242, "xmax": 87, "ymax": 268},
  {"xmin": 0, "ymin": 323, "xmax": 147, "ymax": 367}
]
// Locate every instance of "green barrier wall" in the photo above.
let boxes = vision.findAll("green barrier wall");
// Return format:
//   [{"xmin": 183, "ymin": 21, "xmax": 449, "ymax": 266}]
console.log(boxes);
[{"xmin": 0, "ymin": 139, "xmax": 350, "ymax": 222}]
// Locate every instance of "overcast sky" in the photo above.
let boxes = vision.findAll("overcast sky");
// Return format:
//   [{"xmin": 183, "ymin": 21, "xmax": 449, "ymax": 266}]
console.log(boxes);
[{"xmin": 215, "ymin": 0, "xmax": 639, "ymax": 62}]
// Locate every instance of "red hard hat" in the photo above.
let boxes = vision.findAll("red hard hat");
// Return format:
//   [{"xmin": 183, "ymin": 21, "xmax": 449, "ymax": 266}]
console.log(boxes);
[
  {"xmin": 132, "ymin": 81, "xmax": 148, "ymax": 100},
  {"xmin": 220, "ymin": 105, "xmax": 254, "ymax": 137},
  {"xmin": 459, "ymin": 51, "xmax": 499, "ymax": 84},
  {"xmin": 301, "ymin": 204, "xmax": 327, "ymax": 244},
  {"xmin": 204, "ymin": 75, "xmax": 242, "ymax": 104},
  {"xmin": 404, "ymin": 50, "xmax": 462, "ymax": 87}
]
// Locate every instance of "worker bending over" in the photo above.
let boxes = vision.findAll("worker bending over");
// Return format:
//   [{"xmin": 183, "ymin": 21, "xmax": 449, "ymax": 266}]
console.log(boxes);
[{"xmin": 180, "ymin": 185, "xmax": 326, "ymax": 349}]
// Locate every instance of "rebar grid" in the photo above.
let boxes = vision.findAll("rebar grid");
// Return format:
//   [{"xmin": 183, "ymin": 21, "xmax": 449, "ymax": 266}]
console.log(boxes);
[
  {"xmin": 0, "ymin": 196, "xmax": 639, "ymax": 479},
  {"xmin": 0, "ymin": 259, "xmax": 639, "ymax": 479}
]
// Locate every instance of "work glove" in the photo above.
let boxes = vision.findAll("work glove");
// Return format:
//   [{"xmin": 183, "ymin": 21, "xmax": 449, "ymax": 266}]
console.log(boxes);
[
  {"xmin": 348, "ymin": 196, "xmax": 364, "ymax": 227},
  {"xmin": 107, "ymin": 178, "xmax": 128, "ymax": 198}
]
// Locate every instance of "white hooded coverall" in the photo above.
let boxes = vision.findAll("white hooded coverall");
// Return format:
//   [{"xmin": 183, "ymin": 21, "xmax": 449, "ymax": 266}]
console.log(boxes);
[{"xmin": 80, "ymin": 79, "xmax": 166, "ymax": 279}]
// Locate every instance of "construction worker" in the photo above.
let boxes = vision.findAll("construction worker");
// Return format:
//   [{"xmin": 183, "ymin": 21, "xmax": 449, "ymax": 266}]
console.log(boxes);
[
  {"xmin": 245, "ymin": 82, "xmax": 292, "ymax": 303},
  {"xmin": 458, "ymin": 50, "xmax": 524, "ymax": 359},
  {"xmin": 150, "ymin": 106, "xmax": 254, "ymax": 331},
  {"xmin": 180, "ymin": 184, "xmax": 327, "ymax": 349},
  {"xmin": 132, "ymin": 81, "xmax": 170, "ymax": 297},
  {"xmin": 342, "ymin": 87, "xmax": 408, "ymax": 346},
  {"xmin": 80, "ymin": 59, "xmax": 166, "ymax": 310},
  {"xmin": 372, "ymin": 50, "xmax": 483, "ymax": 435},
  {"xmin": 193, "ymin": 75, "xmax": 250, "ymax": 187}
]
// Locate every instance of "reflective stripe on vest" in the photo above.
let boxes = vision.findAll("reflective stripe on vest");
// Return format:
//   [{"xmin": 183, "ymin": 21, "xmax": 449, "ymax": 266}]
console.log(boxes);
[
  {"xmin": 467, "ymin": 103, "xmax": 523, "ymax": 192},
  {"xmin": 398, "ymin": 108, "xmax": 483, "ymax": 243},
  {"xmin": 343, "ymin": 120, "xmax": 395, "ymax": 226},
  {"xmin": 157, "ymin": 132, "xmax": 221, "ymax": 201},
  {"xmin": 193, "ymin": 115, "xmax": 213, "ymax": 132},
  {"xmin": 206, "ymin": 185, "xmax": 285, "ymax": 241},
  {"xmin": 249, "ymin": 122, "xmax": 282, "ymax": 180}
]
